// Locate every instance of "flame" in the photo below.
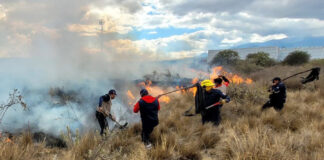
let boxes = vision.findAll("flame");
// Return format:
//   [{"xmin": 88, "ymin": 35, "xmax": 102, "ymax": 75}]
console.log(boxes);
[
  {"xmin": 231, "ymin": 75, "xmax": 244, "ymax": 84},
  {"xmin": 209, "ymin": 66, "xmax": 253, "ymax": 85},
  {"xmin": 137, "ymin": 80, "xmax": 171, "ymax": 103},
  {"xmin": 5, "ymin": 138, "xmax": 12, "ymax": 143},
  {"xmin": 127, "ymin": 90, "xmax": 135, "ymax": 100},
  {"xmin": 246, "ymin": 78, "xmax": 253, "ymax": 84},
  {"xmin": 189, "ymin": 77, "xmax": 198, "ymax": 96},
  {"xmin": 210, "ymin": 66, "xmax": 223, "ymax": 80},
  {"xmin": 126, "ymin": 66, "xmax": 253, "ymax": 106}
]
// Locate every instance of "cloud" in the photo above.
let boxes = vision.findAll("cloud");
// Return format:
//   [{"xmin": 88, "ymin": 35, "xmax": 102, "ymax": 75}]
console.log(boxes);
[
  {"xmin": 161, "ymin": 0, "xmax": 324, "ymax": 20},
  {"xmin": 250, "ymin": 33, "xmax": 288, "ymax": 43},
  {"xmin": 221, "ymin": 37, "xmax": 243, "ymax": 44}
]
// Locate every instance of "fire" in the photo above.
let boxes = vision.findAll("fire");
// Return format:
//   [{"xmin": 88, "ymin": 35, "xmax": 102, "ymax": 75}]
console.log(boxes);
[
  {"xmin": 231, "ymin": 75, "xmax": 244, "ymax": 84},
  {"xmin": 126, "ymin": 66, "xmax": 253, "ymax": 106},
  {"xmin": 127, "ymin": 90, "xmax": 135, "ymax": 100},
  {"xmin": 210, "ymin": 66, "xmax": 223, "ymax": 80},
  {"xmin": 189, "ymin": 77, "xmax": 198, "ymax": 96},
  {"xmin": 137, "ymin": 80, "xmax": 171, "ymax": 103},
  {"xmin": 209, "ymin": 66, "xmax": 253, "ymax": 85},
  {"xmin": 246, "ymin": 78, "xmax": 253, "ymax": 84},
  {"xmin": 159, "ymin": 96, "xmax": 170, "ymax": 103}
]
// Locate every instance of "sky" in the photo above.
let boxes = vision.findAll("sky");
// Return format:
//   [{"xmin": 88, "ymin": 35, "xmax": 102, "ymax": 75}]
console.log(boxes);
[{"xmin": 1, "ymin": 0, "xmax": 324, "ymax": 59}]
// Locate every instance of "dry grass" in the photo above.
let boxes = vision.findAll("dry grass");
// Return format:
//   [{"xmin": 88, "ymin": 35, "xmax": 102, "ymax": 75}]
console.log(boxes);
[{"xmin": 0, "ymin": 63, "xmax": 323, "ymax": 160}]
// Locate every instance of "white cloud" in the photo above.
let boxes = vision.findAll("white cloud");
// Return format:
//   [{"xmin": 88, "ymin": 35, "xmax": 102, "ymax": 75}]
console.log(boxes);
[
  {"xmin": 250, "ymin": 33, "xmax": 288, "ymax": 43},
  {"xmin": 221, "ymin": 37, "xmax": 243, "ymax": 44},
  {"xmin": 1, "ymin": 0, "xmax": 324, "ymax": 60}
]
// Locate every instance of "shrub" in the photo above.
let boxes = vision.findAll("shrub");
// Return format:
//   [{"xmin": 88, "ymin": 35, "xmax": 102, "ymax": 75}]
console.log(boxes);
[
  {"xmin": 283, "ymin": 51, "xmax": 310, "ymax": 65},
  {"xmin": 210, "ymin": 50, "xmax": 240, "ymax": 65},
  {"xmin": 233, "ymin": 60, "xmax": 264, "ymax": 74},
  {"xmin": 246, "ymin": 52, "xmax": 277, "ymax": 67}
]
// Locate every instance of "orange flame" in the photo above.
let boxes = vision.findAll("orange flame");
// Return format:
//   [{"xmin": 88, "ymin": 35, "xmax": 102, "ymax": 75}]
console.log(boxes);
[
  {"xmin": 246, "ymin": 78, "xmax": 253, "ymax": 84},
  {"xmin": 127, "ymin": 90, "xmax": 135, "ymax": 100},
  {"xmin": 189, "ymin": 77, "xmax": 199, "ymax": 96},
  {"xmin": 208, "ymin": 66, "xmax": 253, "ymax": 85},
  {"xmin": 137, "ymin": 80, "xmax": 171, "ymax": 103}
]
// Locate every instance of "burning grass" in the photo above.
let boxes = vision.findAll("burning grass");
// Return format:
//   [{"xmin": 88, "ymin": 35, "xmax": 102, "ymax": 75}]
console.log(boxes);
[{"xmin": 0, "ymin": 64, "xmax": 323, "ymax": 160}]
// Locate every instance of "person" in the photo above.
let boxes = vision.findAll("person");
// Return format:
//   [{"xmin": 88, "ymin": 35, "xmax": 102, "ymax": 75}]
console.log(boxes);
[
  {"xmin": 262, "ymin": 77, "xmax": 286, "ymax": 111},
  {"xmin": 200, "ymin": 80, "xmax": 230, "ymax": 126},
  {"xmin": 96, "ymin": 89, "xmax": 117, "ymax": 135},
  {"xmin": 214, "ymin": 75, "xmax": 230, "ymax": 95},
  {"xmin": 133, "ymin": 89, "xmax": 160, "ymax": 149}
]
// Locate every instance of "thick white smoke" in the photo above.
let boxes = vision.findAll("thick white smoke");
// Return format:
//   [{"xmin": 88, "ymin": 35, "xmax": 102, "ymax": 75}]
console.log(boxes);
[{"xmin": 0, "ymin": 0, "xmax": 208, "ymax": 136}]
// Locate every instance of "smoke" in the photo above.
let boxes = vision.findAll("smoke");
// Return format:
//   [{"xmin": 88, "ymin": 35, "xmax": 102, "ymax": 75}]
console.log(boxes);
[{"xmin": 0, "ymin": 0, "xmax": 208, "ymax": 136}]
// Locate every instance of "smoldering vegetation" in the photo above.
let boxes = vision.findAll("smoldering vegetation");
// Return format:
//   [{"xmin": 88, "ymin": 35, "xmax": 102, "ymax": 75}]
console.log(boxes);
[{"xmin": 0, "ymin": 61, "xmax": 323, "ymax": 160}]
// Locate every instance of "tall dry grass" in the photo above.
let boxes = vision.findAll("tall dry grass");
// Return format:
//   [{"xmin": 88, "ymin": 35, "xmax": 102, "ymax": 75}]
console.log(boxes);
[{"xmin": 0, "ymin": 63, "xmax": 323, "ymax": 160}]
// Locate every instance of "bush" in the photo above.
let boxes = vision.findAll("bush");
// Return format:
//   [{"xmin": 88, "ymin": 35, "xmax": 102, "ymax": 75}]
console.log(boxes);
[
  {"xmin": 246, "ymin": 52, "xmax": 277, "ymax": 67},
  {"xmin": 210, "ymin": 50, "xmax": 240, "ymax": 65},
  {"xmin": 233, "ymin": 60, "xmax": 264, "ymax": 74},
  {"xmin": 283, "ymin": 51, "xmax": 310, "ymax": 65}
]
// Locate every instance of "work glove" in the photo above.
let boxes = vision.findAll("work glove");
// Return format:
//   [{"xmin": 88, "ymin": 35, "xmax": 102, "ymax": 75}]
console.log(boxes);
[{"xmin": 220, "ymin": 99, "xmax": 227, "ymax": 104}]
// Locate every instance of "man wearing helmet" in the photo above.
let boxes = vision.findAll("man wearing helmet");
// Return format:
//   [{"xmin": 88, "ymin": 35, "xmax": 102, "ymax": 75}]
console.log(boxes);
[
  {"xmin": 96, "ymin": 89, "xmax": 117, "ymax": 135},
  {"xmin": 133, "ymin": 89, "xmax": 160, "ymax": 149},
  {"xmin": 200, "ymin": 79, "xmax": 230, "ymax": 126},
  {"xmin": 262, "ymin": 77, "xmax": 286, "ymax": 111}
]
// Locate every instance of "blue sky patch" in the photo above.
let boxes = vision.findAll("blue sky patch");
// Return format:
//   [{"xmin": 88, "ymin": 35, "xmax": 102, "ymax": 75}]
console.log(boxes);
[{"xmin": 130, "ymin": 27, "xmax": 203, "ymax": 40}]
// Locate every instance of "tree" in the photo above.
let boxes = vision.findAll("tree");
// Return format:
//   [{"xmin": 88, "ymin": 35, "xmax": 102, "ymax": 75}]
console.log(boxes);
[
  {"xmin": 283, "ymin": 50, "xmax": 310, "ymax": 65},
  {"xmin": 210, "ymin": 50, "xmax": 240, "ymax": 65},
  {"xmin": 246, "ymin": 52, "xmax": 276, "ymax": 67}
]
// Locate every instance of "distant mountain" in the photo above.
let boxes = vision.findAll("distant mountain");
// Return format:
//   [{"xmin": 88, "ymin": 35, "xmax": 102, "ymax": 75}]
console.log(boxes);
[{"xmin": 234, "ymin": 36, "xmax": 324, "ymax": 48}]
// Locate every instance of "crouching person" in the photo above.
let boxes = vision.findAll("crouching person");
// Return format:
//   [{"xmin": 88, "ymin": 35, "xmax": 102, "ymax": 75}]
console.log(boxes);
[
  {"xmin": 262, "ymin": 77, "xmax": 286, "ymax": 111},
  {"xmin": 133, "ymin": 89, "xmax": 160, "ymax": 149}
]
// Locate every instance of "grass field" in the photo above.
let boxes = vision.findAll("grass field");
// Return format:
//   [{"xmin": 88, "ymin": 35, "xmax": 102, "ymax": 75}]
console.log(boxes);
[{"xmin": 0, "ymin": 62, "xmax": 323, "ymax": 160}]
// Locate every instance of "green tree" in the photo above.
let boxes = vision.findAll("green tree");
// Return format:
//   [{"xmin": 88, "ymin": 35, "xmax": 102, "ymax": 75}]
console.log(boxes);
[
  {"xmin": 210, "ymin": 50, "xmax": 240, "ymax": 65},
  {"xmin": 246, "ymin": 52, "xmax": 276, "ymax": 67},
  {"xmin": 283, "ymin": 50, "xmax": 310, "ymax": 65}
]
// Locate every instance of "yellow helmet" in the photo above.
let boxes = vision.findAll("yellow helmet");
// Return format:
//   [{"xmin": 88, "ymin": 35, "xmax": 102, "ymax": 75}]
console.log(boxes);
[{"xmin": 201, "ymin": 79, "xmax": 215, "ymax": 87}]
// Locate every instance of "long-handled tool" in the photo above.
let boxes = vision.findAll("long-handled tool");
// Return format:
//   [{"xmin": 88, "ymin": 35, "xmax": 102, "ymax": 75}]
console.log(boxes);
[
  {"xmin": 184, "ymin": 102, "xmax": 222, "ymax": 116},
  {"xmin": 156, "ymin": 84, "xmax": 197, "ymax": 98},
  {"xmin": 108, "ymin": 114, "xmax": 128, "ymax": 129},
  {"xmin": 113, "ymin": 119, "xmax": 128, "ymax": 129},
  {"xmin": 281, "ymin": 67, "xmax": 320, "ymax": 82},
  {"xmin": 103, "ymin": 112, "xmax": 128, "ymax": 129}
]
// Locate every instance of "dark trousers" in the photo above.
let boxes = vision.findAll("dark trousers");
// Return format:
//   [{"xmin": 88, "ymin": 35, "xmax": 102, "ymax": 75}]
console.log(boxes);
[
  {"xmin": 96, "ymin": 111, "xmax": 108, "ymax": 135},
  {"xmin": 262, "ymin": 100, "xmax": 284, "ymax": 111},
  {"xmin": 141, "ymin": 121, "xmax": 158, "ymax": 144},
  {"xmin": 201, "ymin": 107, "xmax": 221, "ymax": 126}
]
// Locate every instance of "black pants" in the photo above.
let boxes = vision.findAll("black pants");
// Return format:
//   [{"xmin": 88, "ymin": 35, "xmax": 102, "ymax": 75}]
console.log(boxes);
[
  {"xmin": 262, "ymin": 100, "xmax": 284, "ymax": 111},
  {"xmin": 96, "ymin": 111, "xmax": 108, "ymax": 135},
  {"xmin": 201, "ymin": 107, "xmax": 221, "ymax": 126},
  {"xmin": 141, "ymin": 121, "xmax": 158, "ymax": 144}
]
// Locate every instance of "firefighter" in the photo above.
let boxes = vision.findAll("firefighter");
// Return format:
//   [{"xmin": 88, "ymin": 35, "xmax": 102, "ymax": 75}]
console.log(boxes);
[
  {"xmin": 262, "ymin": 77, "xmax": 286, "ymax": 111},
  {"xmin": 214, "ymin": 75, "xmax": 230, "ymax": 95},
  {"xmin": 133, "ymin": 89, "xmax": 160, "ymax": 149},
  {"xmin": 200, "ymin": 80, "xmax": 230, "ymax": 126},
  {"xmin": 96, "ymin": 89, "xmax": 117, "ymax": 135}
]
